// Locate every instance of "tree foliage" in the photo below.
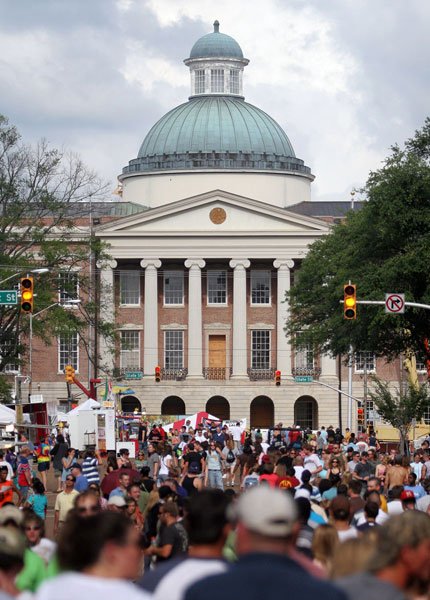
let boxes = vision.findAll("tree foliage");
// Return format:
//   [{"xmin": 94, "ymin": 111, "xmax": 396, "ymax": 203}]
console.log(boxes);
[
  {"xmin": 0, "ymin": 115, "xmax": 114, "ymax": 397},
  {"xmin": 368, "ymin": 377, "xmax": 430, "ymax": 452},
  {"xmin": 287, "ymin": 118, "xmax": 430, "ymax": 362}
]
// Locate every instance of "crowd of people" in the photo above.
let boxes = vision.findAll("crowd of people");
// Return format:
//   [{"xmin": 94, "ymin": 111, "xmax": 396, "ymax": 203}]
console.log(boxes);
[{"xmin": 0, "ymin": 421, "xmax": 429, "ymax": 600}]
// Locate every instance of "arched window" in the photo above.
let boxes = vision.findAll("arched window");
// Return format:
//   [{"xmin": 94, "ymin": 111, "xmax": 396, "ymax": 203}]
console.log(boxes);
[
  {"xmin": 161, "ymin": 396, "xmax": 186, "ymax": 416},
  {"xmin": 206, "ymin": 396, "xmax": 230, "ymax": 420},
  {"xmin": 121, "ymin": 396, "xmax": 141, "ymax": 413},
  {"xmin": 294, "ymin": 396, "xmax": 318, "ymax": 430},
  {"xmin": 250, "ymin": 396, "xmax": 274, "ymax": 428}
]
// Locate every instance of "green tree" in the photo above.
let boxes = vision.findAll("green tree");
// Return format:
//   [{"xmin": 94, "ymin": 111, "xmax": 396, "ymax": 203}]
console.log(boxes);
[
  {"xmin": 287, "ymin": 118, "xmax": 430, "ymax": 363},
  {"xmin": 368, "ymin": 378, "xmax": 430, "ymax": 454},
  {"xmin": 0, "ymin": 115, "xmax": 114, "ymax": 400}
]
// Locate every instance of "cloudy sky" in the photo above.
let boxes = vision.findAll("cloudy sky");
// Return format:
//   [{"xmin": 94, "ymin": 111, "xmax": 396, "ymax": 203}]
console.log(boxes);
[{"xmin": 1, "ymin": 0, "xmax": 428, "ymax": 201}]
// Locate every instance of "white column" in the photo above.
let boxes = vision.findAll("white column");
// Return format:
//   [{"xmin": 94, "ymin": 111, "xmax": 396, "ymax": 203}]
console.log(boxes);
[
  {"xmin": 229, "ymin": 259, "xmax": 250, "ymax": 379},
  {"xmin": 140, "ymin": 259, "xmax": 161, "ymax": 376},
  {"xmin": 273, "ymin": 259, "xmax": 294, "ymax": 378},
  {"xmin": 184, "ymin": 259, "xmax": 205, "ymax": 378},
  {"xmin": 320, "ymin": 352, "xmax": 338, "ymax": 380},
  {"xmin": 96, "ymin": 259, "xmax": 117, "ymax": 373}
]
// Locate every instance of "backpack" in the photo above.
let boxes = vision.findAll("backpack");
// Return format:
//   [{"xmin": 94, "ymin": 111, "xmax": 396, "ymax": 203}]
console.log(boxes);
[{"xmin": 226, "ymin": 449, "xmax": 235, "ymax": 464}]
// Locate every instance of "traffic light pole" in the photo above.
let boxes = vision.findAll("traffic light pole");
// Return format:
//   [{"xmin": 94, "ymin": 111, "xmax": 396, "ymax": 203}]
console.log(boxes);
[{"xmin": 311, "ymin": 378, "xmax": 362, "ymax": 405}]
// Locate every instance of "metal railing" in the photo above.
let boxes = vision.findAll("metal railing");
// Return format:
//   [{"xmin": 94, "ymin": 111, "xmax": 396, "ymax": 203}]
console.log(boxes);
[
  {"xmin": 161, "ymin": 368, "xmax": 188, "ymax": 381},
  {"xmin": 203, "ymin": 367, "xmax": 232, "ymax": 380},
  {"xmin": 247, "ymin": 368, "xmax": 276, "ymax": 381},
  {"xmin": 292, "ymin": 366, "xmax": 322, "ymax": 379}
]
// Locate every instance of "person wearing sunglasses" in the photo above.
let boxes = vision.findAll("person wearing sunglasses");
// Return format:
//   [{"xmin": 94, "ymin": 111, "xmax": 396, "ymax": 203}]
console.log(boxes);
[
  {"xmin": 53, "ymin": 475, "xmax": 79, "ymax": 537},
  {"xmin": 23, "ymin": 512, "xmax": 56, "ymax": 566},
  {"xmin": 74, "ymin": 490, "xmax": 102, "ymax": 517}
]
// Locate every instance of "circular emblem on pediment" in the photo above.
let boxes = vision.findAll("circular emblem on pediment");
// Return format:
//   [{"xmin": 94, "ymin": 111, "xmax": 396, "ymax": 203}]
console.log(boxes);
[{"xmin": 210, "ymin": 207, "xmax": 226, "ymax": 224}]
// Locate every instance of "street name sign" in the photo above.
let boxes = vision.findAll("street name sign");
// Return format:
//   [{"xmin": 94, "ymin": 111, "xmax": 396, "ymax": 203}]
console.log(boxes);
[
  {"xmin": 124, "ymin": 371, "xmax": 143, "ymax": 380},
  {"xmin": 385, "ymin": 293, "xmax": 405, "ymax": 314},
  {"xmin": 294, "ymin": 375, "xmax": 313, "ymax": 383},
  {"xmin": 0, "ymin": 291, "xmax": 18, "ymax": 305}
]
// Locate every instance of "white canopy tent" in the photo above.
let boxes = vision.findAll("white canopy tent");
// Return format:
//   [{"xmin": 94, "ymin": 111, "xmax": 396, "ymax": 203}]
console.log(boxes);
[
  {"xmin": 0, "ymin": 404, "xmax": 17, "ymax": 425},
  {"xmin": 67, "ymin": 399, "xmax": 101, "ymax": 415}
]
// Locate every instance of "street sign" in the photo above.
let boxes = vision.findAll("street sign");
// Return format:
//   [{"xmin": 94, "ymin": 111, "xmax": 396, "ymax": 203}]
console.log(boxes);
[
  {"xmin": 294, "ymin": 375, "xmax": 313, "ymax": 383},
  {"xmin": 0, "ymin": 290, "xmax": 18, "ymax": 305},
  {"xmin": 124, "ymin": 371, "xmax": 143, "ymax": 380},
  {"xmin": 385, "ymin": 293, "xmax": 405, "ymax": 314}
]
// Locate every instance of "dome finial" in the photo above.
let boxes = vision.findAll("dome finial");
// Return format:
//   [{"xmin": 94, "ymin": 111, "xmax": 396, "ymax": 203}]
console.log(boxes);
[{"xmin": 213, "ymin": 20, "xmax": 220, "ymax": 33}]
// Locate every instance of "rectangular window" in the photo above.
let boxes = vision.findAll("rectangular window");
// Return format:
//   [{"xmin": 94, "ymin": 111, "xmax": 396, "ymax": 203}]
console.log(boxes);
[
  {"xmin": 0, "ymin": 340, "xmax": 19, "ymax": 373},
  {"xmin": 58, "ymin": 333, "xmax": 79, "ymax": 372},
  {"xmin": 416, "ymin": 354, "xmax": 427, "ymax": 372},
  {"xmin": 195, "ymin": 69, "xmax": 205, "ymax": 94},
  {"xmin": 164, "ymin": 271, "xmax": 184, "ymax": 305},
  {"xmin": 207, "ymin": 270, "xmax": 227, "ymax": 305},
  {"xmin": 58, "ymin": 272, "xmax": 79, "ymax": 305},
  {"xmin": 120, "ymin": 271, "xmax": 140, "ymax": 305},
  {"xmin": 164, "ymin": 331, "xmax": 184, "ymax": 369},
  {"xmin": 355, "ymin": 351, "xmax": 376, "ymax": 373},
  {"xmin": 230, "ymin": 70, "xmax": 239, "ymax": 94},
  {"xmin": 211, "ymin": 69, "xmax": 224, "ymax": 93},
  {"xmin": 120, "ymin": 331, "xmax": 140, "ymax": 370},
  {"xmin": 294, "ymin": 344, "xmax": 315, "ymax": 370},
  {"xmin": 251, "ymin": 330, "xmax": 270, "ymax": 369},
  {"xmin": 251, "ymin": 270, "xmax": 271, "ymax": 305}
]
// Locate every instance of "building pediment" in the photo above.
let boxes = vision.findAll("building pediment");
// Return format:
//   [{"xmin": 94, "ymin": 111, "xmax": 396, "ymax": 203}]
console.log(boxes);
[{"xmin": 95, "ymin": 190, "xmax": 330, "ymax": 237}]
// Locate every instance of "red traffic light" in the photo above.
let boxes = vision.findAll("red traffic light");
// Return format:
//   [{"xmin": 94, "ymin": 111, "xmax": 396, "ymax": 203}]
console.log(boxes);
[
  {"xmin": 275, "ymin": 370, "xmax": 281, "ymax": 386},
  {"xmin": 357, "ymin": 408, "xmax": 364, "ymax": 415},
  {"xmin": 155, "ymin": 366, "xmax": 161, "ymax": 382}
]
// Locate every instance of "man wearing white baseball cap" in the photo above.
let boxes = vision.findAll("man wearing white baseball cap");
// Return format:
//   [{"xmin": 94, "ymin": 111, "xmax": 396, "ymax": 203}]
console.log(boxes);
[{"xmin": 184, "ymin": 486, "xmax": 347, "ymax": 600}]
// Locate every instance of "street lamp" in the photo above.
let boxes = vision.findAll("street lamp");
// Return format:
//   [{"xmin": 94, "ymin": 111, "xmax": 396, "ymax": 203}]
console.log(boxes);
[{"xmin": 0, "ymin": 267, "xmax": 49, "ymax": 286}]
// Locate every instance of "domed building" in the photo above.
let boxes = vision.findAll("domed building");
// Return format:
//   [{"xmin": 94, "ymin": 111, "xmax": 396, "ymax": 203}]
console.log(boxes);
[
  {"xmin": 120, "ymin": 20, "xmax": 313, "ymax": 208},
  {"xmin": 95, "ymin": 22, "xmax": 344, "ymax": 429}
]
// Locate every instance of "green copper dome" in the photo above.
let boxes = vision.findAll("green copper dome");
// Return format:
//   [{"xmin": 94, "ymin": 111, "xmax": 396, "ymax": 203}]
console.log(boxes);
[
  {"xmin": 138, "ymin": 97, "xmax": 295, "ymax": 157},
  {"xmin": 189, "ymin": 20, "xmax": 244, "ymax": 60}
]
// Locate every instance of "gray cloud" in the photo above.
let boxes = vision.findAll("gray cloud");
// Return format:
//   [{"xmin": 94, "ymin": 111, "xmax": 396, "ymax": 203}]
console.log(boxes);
[{"xmin": 0, "ymin": 0, "xmax": 428, "ymax": 199}]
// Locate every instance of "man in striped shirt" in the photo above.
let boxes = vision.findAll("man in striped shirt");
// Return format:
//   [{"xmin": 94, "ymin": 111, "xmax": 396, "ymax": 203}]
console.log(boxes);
[{"xmin": 82, "ymin": 450, "xmax": 102, "ymax": 484}]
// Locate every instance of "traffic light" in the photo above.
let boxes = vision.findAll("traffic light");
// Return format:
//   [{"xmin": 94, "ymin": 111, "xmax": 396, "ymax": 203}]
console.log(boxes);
[
  {"xmin": 357, "ymin": 404, "xmax": 365, "ymax": 430},
  {"xmin": 20, "ymin": 277, "xmax": 34, "ymax": 313},
  {"xmin": 65, "ymin": 365, "xmax": 75, "ymax": 383},
  {"xmin": 155, "ymin": 366, "xmax": 161, "ymax": 382},
  {"xmin": 275, "ymin": 370, "xmax": 281, "ymax": 386},
  {"xmin": 343, "ymin": 284, "xmax": 357, "ymax": 320}
]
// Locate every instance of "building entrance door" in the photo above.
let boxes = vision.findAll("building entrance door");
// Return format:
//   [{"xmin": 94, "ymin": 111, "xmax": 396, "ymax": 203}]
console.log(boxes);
[{"xmin": 208, "ymin": 335, "xmax": 227, "ymax": 379}]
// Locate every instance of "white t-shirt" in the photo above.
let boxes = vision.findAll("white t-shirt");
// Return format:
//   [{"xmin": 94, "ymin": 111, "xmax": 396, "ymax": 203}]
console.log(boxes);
[
  {"xmin": 32, "ymin": 538, "xmax": 57, "ymax": 564},
  {"xmin": 36, "ymin": 573, "xmax": 150, "ymax": 600},
  {"xmin": 337, "ymin": 527, "xmax": 358, "ymax": 542},
  {"xmin": 228, "ymin": 426, "xmax": 242, "ymax": 442},
  {"xmin": 159, "ymin": 454, "xmax": 172, "ymax": 476},
  {"xmin": 387, "ymin": 500, "xmax": 404, "ymax": 515},
  {"xmin": 153, "ymin": 558, "xmax": 228, "ymax": 600}
]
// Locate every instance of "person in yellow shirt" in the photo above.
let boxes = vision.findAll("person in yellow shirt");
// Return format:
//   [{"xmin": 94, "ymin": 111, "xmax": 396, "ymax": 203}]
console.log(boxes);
[
  {"xmin": 54, "ymin": 475, "xmax": 79, "ymax": 536},
  {"xmin": 367, "ymin": 476, "xmax": 388, "ymax": 512}
]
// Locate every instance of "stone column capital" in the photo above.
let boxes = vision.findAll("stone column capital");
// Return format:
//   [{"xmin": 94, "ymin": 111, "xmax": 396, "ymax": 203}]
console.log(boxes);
[
  {"xmin": 229, "ymin": 259, "xmax": 250, "ymax": 270},
  {"xmin": 140, "ymin": 259, "xmax": 161, "ymax": 270},
  {"xmin": 184, "ymin": 258, "xmax": 206, "ymax": 270},
  {"xmin": 96, "ymin": 259, "xmax": 117, "ymax": 270},
  {"xmin": 273, "ymin": 259, "xmax": 294, "ymax": 270}
]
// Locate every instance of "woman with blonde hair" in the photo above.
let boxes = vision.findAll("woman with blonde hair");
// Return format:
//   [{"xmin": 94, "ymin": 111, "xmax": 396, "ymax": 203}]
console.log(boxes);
[
  {"xmin": 330, "ymin": 533, "xmax": 377, "ymax": 579},
  {"xmin": 311, "ymin": 524, "xmax": 339, "ymax": 574}
]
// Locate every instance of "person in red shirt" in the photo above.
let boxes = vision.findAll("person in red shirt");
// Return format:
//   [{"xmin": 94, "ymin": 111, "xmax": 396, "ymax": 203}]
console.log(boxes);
[
  {"xmin": 17, "ymin": 447, "xmax": 32, "ymax": 505},
  {"xmin": 275, "ymin": 464, "xmax": 300, "ymax": 489},
  {"xmin": 0, "ymin": 466, "xmax": 21, "ymax": 507},
  {"xmin": 259, "ymin": 463, "xmax": 280, "ymax": 488}
]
